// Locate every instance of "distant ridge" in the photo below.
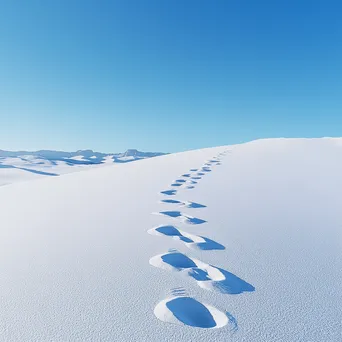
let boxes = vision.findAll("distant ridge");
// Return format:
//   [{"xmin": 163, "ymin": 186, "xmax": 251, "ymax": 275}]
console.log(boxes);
[
  {"xmin": 0, "ymin": 148, "xmax": 166, "ymax": 165},
  {"xmin": 0, "ymin": 148, "xmax": 167, "ymax": 186}
]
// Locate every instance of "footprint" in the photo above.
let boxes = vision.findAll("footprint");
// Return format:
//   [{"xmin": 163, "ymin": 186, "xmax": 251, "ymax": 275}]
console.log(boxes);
[
  {"xmin": 148, "ymin": 225, "xmax": 224, "ymax": 250},
  {"xmin": 186, "ymin": 185, "xmax": 195, "ymax": 189},
  {"xmin": 160, "ymin": 199, "xmax": 183, "ymax": 205},
  {"xmin": 160, "ymin": 200, "xmax": 206, "ymax": 209},
  {"xmin": 175, "ymin": 179, "xmax": 186, "ymax": 183},
  {"xmin": 191, "ymin": 176, "xmax": 201, "ymax": 180},
  {"xmin": 197, "ymin": 172, "xmax": 205, "ymax": 176},
  {"xmin": 161, "ymin": 190, "xmax": 177, "ymax": 196},
  {"xmin": 201, "ymin": 168, "xmax": 211, "ymax": 172},
  {"xmin": 189, "ymin": 169, "xmax": 198, "ymax": 172},
  {"xmin": 154, "ymin": 211, "xmax": 206, "ymax": 225},
  {"xmin": 181, "ymin": 173, "xmax": 191, "ymax": 177},
  {"xmin": 154, "ymin": 296, "xmax": 228, "ymax": 329},
  {"xmin": 150, "ymin": 251, "xmax": 255, "ymax": 294},
  {"xmin": 171, "ymin": 183, "xmax": 183, "ymax": 187}
]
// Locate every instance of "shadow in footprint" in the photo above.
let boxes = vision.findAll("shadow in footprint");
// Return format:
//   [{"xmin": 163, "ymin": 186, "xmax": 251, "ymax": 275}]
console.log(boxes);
[
  {"xmin": 161, "ymin": 199, "xmax": 182, "ymax": 204},
  {"xmin": 155, "ymin": 226, "xmax": 193, "ymax": 243},
  {"xmin": 161, "ymin": 190, "xmax": 177, "ymax": 196},
  {"xmin": 149, "ymin": 225, "xmax": 224, "ymax": 250},
  {"xmin": 162, "ymin": 253, "xmax": 197, "ymax": 268},
  {"xmin": 209, "ymin": 268, "xmax": 255, "ymax": 294},
  {"xmin": 160, "ymin": 200, "xmax": 206, "ymax": 209},
  {"xmin": 158, "ymin": 211, "xmax": 206, "ymax": 225},
  {"xmin": 151, "ymin": 252, "xmax": 255, "ymax": 295},
  {"xmin": 171, "ymin": 183, "xmax": 182, "ymax": 187},
  {"xmin": 166, "ymin": 297, "xmax": 217, "ymax": 328},
  {"xmin": 186, "ymin": 201, "xmax": 206, "ymax": 208},
  {"xmin": 182, "ymin": 174, "xmax": 191, "ymax": 177},
  {"xmin": 154, "ymin": 296, "xmax": 229, "ymax": 329},
  {"xmin": 194, "ymin": 236, "xmax": 224, "ymax": 250}
]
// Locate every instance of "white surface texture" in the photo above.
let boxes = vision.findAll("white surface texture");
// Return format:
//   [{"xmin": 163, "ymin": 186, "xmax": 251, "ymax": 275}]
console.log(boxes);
[{"xmin": 0, "ymin": 138, "xmax": 341, "ymax": 341}]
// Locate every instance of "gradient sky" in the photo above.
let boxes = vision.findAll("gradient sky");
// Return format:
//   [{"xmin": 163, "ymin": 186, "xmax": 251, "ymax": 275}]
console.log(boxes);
[{"xmin": 1, "ymin": 0, "xmax": 341, "ymax": 153}]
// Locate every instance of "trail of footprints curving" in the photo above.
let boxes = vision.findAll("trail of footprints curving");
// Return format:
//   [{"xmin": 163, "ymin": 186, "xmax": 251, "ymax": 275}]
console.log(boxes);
[{"xmin": 149, "ymin": 150, "xmax": 254, "ymax": 329}]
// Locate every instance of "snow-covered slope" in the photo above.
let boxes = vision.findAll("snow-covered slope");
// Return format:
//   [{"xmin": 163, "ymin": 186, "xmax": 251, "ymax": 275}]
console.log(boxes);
[
  {"xmin": 0, "ymin": 138, "xmax": 341, "ymax": 341},
  {"xmin": 0, "ymin": 149, "xmax": 165, "ymax": 186}
]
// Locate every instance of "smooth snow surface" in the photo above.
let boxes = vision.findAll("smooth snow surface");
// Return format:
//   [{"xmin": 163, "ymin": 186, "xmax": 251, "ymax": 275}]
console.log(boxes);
[{"xmin": 0, "ymin": 138, "xmax": 341, "ymax": 341}]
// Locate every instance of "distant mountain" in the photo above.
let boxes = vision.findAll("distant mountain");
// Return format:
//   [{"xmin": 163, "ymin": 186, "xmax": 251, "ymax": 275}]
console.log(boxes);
[
  {"xmin": 0, "ymin": 148, "xmax": 166, "ymax": 186},
  {"xmin": 0, "ymin": 149, "xmax": 166, "ymax": 165}
]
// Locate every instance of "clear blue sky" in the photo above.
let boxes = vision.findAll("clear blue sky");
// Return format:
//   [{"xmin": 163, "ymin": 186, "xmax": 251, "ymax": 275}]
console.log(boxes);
[{"xmin": 1, "ymin": 0, "xmax": 341, "ymax": 153}]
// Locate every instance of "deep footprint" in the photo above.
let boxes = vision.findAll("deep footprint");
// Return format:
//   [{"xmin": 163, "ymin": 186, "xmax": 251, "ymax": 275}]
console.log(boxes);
[
  {"xmin": 150, "ymin": 251, "xmax": 255, "ymax": 294},
  {"xmin": 154, "ymin": 296, "xmax": 228, "ymax": 329},
  {"xmin": 161, "ymin": 190, "xmax": 177, "ymax": 196},
  {"xmin": 160, "ymin": 200, "xmax": 206, "ymax": 209},
  {"xmin": 181, "ymin": 174, "xmax": 191, "ymax": 177},
  {"xmin": 148, "ymin": 225, "xmax": 224, "ymax": 250},
  {"xmin": 155, "ymin": 211, "xmax": 206, "ymax": 224}
]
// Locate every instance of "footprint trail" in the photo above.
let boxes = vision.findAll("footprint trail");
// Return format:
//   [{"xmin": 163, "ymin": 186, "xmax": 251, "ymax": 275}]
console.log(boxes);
[{"xmin": 150, "ymin": 149, "xmax": 248, "ymax": 330}]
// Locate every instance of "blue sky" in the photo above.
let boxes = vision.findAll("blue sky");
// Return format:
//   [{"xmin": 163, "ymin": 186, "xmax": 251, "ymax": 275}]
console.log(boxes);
[{"xmin": 1, "ymin": 0, "xmax": 341, "ymax": 153}]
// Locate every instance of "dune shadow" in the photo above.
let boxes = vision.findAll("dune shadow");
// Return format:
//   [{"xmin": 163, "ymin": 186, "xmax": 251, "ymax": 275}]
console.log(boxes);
[
  {"xmin": 0, "ymin": 164, "xmax": 14, "ymax": 169},
  {"xmin": 0, "ymin": 164, "xmax": 58, "ymax": 176},
  {"xmin": 16, "ymin": 167, "xmax": 59, "ymax": 176}
]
